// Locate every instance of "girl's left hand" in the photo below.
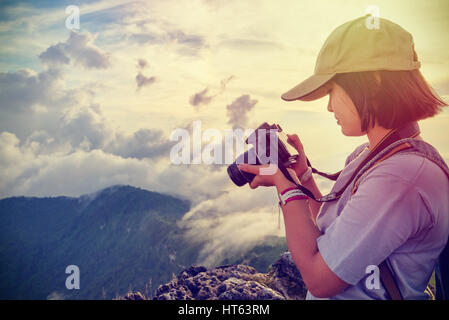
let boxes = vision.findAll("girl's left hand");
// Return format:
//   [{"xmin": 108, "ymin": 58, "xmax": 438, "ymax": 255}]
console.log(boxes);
[{"xmin": 238, "ymin": 163, "xmax": 299, "ymax": 189}]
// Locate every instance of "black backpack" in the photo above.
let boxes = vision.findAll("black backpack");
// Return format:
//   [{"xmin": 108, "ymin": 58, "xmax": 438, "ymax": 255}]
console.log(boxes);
[{"xmin": 435, "ymin": 241, "xmax": 449, "ymax": 299}]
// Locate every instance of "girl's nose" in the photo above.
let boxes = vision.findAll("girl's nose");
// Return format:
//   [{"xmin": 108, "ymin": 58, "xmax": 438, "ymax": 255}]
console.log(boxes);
[{"xmin": 327, "ymin": 97, "xmax": 333, "ymax": 112}]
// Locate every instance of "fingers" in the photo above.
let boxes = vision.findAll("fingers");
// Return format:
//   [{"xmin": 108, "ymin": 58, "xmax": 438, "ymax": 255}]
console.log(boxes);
[
  {"xmin": 237, "ymin": 163, "xmax": 260, "ymax": 175},
  {"xmin": 237, "ymin": 164, "xmax": 260, "ymax": 189},
  {"xmin": 286, "ymin": 167, "xmax": 301, "ymax": 185},
  {"xmin": 249, "ymin": 176, "xmax": 261, "ymax": 189},
  {"xmin": 238, "ymin": 164, "xmax": 273, "ymax": 189},
  {"xmin": 287, "ymin": 133, "xmax": 303, "ymax": 151}
]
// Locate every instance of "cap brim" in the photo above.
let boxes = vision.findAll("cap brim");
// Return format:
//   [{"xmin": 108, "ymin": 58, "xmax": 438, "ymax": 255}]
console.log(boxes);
[{"xmin": 281, "ymin": 73, "xmax": 335, "ymax": 101}]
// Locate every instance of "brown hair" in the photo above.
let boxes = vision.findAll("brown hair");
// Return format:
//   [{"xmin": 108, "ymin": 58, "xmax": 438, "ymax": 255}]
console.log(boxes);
[{"xmin": 331, "ymin": 70, "xmax": 447, "ymax": 132}]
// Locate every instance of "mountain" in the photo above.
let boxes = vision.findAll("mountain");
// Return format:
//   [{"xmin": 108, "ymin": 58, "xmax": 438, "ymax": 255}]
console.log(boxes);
[
  {"xmin": 0, "ymin": 185, "xmax": 195, "ymax": 299},
  {"xmin": 0, "ymin": 185, "xmax": 287, "ymax": 300}
]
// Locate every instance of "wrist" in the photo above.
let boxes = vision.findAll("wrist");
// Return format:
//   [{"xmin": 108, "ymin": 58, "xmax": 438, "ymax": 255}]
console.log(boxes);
[
  {"xmin": 278, "ymin": 187, "xmax": 308, "ymax": 206},
  {"xmin": 298, "ymin": 167, "xmax": 313, "ymax": 184},
  {"xmin": 296, "ymin": 165, "xmax": 309, "ymax": 177},
  {"xmin": 275, "ymin": 174, "xmax": 296, "ymax": 193}
]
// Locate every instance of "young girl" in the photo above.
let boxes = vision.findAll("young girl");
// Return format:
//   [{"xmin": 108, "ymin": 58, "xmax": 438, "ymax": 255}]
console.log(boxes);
[{"xmin": 239, "ymin": 15, "xmax": 449, "ymax": 299}]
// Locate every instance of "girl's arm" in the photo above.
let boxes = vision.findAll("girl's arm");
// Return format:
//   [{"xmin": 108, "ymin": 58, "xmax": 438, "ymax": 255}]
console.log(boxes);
[
  {"xmin": 238, "ymin": 163, "xmax": 349, "ymax": 298},
  {"xmin": 274, "ymin": 175, "xmax": 349, "ymax": 298},
  {"xmin": 286, "ymin": 134, "xmax": 323, "ymax": 222},
  {"xmin": 297, "ymin": 170, "xmax": 323, "ymax": 222}
]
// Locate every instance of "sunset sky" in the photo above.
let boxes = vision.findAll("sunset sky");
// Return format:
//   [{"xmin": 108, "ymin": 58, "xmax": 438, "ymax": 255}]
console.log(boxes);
[{"xmin": 1, "ymin": 0, "xmax": 448, "ymax": 264}]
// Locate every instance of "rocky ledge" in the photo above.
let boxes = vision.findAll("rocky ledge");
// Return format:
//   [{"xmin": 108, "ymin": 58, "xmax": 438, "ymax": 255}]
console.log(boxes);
[{"xmin": 122, "ymin": 252, "xmax": 307, "ymax": 300}]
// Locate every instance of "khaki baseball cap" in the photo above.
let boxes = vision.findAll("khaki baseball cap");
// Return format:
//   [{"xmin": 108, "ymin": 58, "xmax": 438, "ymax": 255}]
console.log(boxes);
[{"xmin": 281, "ymin": 14, "xmax": 421, "ymax": 101}]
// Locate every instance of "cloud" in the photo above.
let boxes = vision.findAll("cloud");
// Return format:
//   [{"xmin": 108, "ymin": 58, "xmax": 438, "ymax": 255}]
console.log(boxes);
[
  {"xmin": 135, "ymin": 58, "xmax": 156, "ymax": 90},
  {"xmin": 220, "ymin": 75, "xmax": 235, "ymax": 90},
  {"xmin": 130, "ymin": 29, "xmax": 206, "ymax": 49},
  {"xmin": 104, "ymin": 128, "xmax": 176, "ymax": 159},
  {"xmin": 59, "ymin": 104, "xmax": 109, "ymax": 151},
  {"xmin": 0, "ymin": 60, "xmax": 230, "ymax": 203},
  {"xmin": 189, "ymin": 88, "xmax": 214, "ymax": 107},
  {"xmin": 0, "ymin": 47, "xmax": 171, "ymax": 161},
  {"xmin": 0, "ymin": 66, "xmax": 167, "ymax": 162},
  {"xmin": 43, "ymin": 102, "xmax": 174, "ymax": 161},
  {"xmin": 38, "ymin": 43, "xmax": 70, "ymax": 65},
  {"xmin": 137, "ymin": 58, "xmax": 148, "ymax": 70},
  {"xmin": 167, "ymin": 30, "xmax": 206, "ymax": 55},
  {"xmin": 128, "ymin": 23, "xmax": 207, "ymax": 56},
  {"xmin": 226, "ymin": 94, "xmax": 258, "ymax": 129},
  {"xmin": 39, "ymin": 31, "xmax": 111, "ymax": 69},
  {"xmin": 136, "ymin": 72, "xmax": 156, "ymax": 90},
  {"xmin": 0, "ymin": 130, "xmax": 230, "ymax": 203},
  {"xmin": 0, "ymin": 66, "xmax": 105, "ymax": 143},
  {"xmin": 179, "ymin": 186, "xmax": 283, "ymax": 267},
  {"xmin": 189, "ymin": 75, "xmax": 234, "ymax": 107},
  {"xmin": 0, "ymin": 67, "xmax": 65, "ymax": 113}
]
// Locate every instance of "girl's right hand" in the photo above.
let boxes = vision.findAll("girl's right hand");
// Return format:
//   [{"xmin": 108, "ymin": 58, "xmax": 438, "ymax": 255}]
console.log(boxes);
[{"xmin": 286, "ymin": 133, "xmax": 310, "ymax": 177}]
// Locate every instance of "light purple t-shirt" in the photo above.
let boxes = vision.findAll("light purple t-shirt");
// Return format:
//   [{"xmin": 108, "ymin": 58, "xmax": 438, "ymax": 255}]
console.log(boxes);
[{"xmin": 306, "ymin": 142, "xmax": 449, "ymax": 300}]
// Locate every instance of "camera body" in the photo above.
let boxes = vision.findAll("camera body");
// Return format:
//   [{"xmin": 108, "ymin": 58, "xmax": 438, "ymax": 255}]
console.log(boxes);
[{"xmin": 227, "ymin": 122, "xmax": 299, "ymax": 186}]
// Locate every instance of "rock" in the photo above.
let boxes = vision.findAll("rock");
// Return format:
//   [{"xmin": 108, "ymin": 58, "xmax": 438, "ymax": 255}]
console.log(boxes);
[
  {"xmin": 179, "ymin": 266, "xmax": 208, "ymax": 280},
  {"xmin": 121, "ymin": 291, "xmax": 146, "ymax": 300},
  {"xmin": 150, "ymin": 251, "xmax": 307, "ymax": 300},
  {"xmin": 268, "ymin": 252, "xmax": 308, "ymax": 300},
  {"xmin": 217, "ymin": 278, "xmax": 284, "ymax": 300}
]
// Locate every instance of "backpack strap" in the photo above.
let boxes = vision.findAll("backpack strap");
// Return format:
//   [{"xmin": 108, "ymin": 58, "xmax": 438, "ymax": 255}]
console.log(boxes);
[
  {"xmin": 349, "ymin": 142, "xmax": 412, "ymax": 300},
  {"xmin": 436, "ymin": 244, "xmax": 449, "ymax": 300},
  {"xmin": 379, "ymin": 261, "xmax": 403, "ymax": 300}
]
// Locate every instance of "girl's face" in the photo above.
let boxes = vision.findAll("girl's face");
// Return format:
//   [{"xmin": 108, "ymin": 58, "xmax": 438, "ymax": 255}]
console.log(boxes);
[{"xmin": 326, "ymin": 82, "xmax": 365, "ymax": 136}]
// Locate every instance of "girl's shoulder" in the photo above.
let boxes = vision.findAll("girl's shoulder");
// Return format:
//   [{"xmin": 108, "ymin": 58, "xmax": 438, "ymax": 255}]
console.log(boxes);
[
  {"xmin": 376, "ymin": 150, "xmax": 448, "ymax": 185},
  {"xmin": 347, "ymin": 140, "xmax": 448, "ymax": 184}
]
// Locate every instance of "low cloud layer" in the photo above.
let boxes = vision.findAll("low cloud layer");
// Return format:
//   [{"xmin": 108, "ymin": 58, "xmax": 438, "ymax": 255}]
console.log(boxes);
[
  {"xmin": 179, "ymin": 186, "xmax": 283, "ymax": 267},
  {"xmin": 0, "ymin": 130, "xmax": 230, "ymax": 202}
]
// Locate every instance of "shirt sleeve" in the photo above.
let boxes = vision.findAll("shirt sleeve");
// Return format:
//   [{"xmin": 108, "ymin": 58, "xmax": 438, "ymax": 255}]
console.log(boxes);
[{"xmin": 316, "ymin": 163, "xmax": 429, "ymax": 285}]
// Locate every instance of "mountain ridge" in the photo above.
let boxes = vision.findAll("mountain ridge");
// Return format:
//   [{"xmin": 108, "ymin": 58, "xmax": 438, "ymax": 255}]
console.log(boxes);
[
  {"xmin": 0, "ymin": 184, "xmax": 287, "ymax": 299},
  {"xmin": 0, "ymin": 185, "xmax": 193, "ymax": 299}
]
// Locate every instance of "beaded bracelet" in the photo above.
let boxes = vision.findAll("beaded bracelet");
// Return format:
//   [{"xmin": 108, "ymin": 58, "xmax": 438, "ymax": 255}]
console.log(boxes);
[{"xmin": 278, "ymin": 187, "xmax": 308, "ymax": 206}]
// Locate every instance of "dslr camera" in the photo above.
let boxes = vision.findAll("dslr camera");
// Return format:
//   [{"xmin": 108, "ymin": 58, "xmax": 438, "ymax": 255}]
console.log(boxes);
[{"xmin": 227, "ymin": 122, "xmax": 299, "ymax": 186}]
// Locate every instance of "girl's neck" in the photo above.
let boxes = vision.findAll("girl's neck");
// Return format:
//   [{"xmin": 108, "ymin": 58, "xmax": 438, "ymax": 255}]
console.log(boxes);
[{"xmin": 366, "ymin": 124, "xmax": 422, "ymax": 151}]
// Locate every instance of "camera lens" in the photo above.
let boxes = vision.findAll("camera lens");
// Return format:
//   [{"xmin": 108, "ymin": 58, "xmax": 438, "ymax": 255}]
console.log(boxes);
[
  {"xmin": 227, "ymin": 148, "xmax": 259, "ymax": 186},
  {"xmin": 227, "ymin": 163, "xmax": 254, "ymax": 186}
]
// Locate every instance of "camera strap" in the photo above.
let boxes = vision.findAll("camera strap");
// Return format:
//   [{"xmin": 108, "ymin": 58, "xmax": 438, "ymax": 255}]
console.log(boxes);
[{"xmin": 281, "ymin": 121, "xmax": 421, "ymax": 203}]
